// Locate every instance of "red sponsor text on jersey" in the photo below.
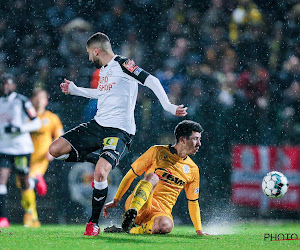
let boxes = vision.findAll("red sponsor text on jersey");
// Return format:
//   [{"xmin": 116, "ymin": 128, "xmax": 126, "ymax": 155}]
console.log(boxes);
[
  {"xmin": 99, "ymin": 75, "xmax": 109, "ymax": 84},
  {"xmin": 98, "ymin": 84, "xmax": 113, "ymax": 91},
  {"xmin": 122, "ymin": 59, "xmax": 138, "ymax": 73}
]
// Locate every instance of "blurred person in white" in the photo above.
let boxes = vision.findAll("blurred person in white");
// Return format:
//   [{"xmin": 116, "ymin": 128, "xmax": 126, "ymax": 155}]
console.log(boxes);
[{"xmin": 0, "ymin": 74, "xmax": 41, "ymax": 228}]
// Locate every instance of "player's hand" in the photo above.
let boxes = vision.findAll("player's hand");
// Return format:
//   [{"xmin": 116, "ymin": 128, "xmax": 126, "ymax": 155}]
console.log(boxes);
[
  {"xmin": 196, "ymin": 230, "xmax": 209, "ymax": 235},
  {"xmin": 176, "ymin": 105, "xmax": 188, "ymax": 117},
  {"xmin": 4, "ymin": 124, "xmax": 21, "ymax": 134},
  {"xmin": 103, "ymin": 199, "xmax": 119, "ymax": 218},
  {"xmin": 60, "ymin": 78, "xmax": 73, "ymax": 94}
]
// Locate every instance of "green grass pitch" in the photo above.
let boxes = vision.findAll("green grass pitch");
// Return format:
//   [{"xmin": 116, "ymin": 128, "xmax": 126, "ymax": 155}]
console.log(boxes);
[{"xmin": 1, "ymin": 223, "xmax": 300, "ymax": 249}]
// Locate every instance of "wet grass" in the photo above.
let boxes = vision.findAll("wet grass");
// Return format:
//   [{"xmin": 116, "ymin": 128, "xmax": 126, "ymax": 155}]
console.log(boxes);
[{"xmin": 0, "ymin": 223, "xmax": 300, "ymax": 249}]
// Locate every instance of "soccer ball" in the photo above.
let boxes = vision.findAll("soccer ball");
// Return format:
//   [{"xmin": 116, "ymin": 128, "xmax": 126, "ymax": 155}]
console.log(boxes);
[{"xmin": 262, "ymin": 171, "xmax": 289, "ymax": 199}]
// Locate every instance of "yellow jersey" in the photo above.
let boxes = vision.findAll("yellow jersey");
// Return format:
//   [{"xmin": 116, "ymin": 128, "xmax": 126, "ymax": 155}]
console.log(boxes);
[
  {"xmin": 131, "ymin": 145, "xmax": 200, "ymax": 214},
  {"xmin": 30, "ymin": 110, "xmax": 63, "ymax": 164}
]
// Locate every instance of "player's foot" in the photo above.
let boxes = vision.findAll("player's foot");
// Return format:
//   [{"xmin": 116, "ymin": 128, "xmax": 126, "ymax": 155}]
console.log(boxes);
[
  {"xmin": 23, "ymin": 212, "xmax": 40, "ymax": 227},
  {"xmin": 104, "ymin": 225, "xmax": 123, "ymax": 233},
  {"xmin": 84, "ymin": 222, "xmax": 100, "ymax": 236},
  {"xmin": 36, "ymin": 175, "xmax": 47, "ymax": 196},
  {"xmin": 122, "ymin": 208, "xmax": 137, "ymax": 232},
  {"xmin": 0, "ymin": 217, "xmax": 10, "ymax": 228}
]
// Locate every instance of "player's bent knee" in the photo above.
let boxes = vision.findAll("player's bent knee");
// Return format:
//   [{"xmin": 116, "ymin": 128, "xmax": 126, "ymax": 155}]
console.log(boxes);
[
  {"xmin": 144, "ymin": 173, "xmax": 159, "ymax": 186},
  {"xmin": 49, "ymin": 138, "xmax": 71, "ymax": 158}
]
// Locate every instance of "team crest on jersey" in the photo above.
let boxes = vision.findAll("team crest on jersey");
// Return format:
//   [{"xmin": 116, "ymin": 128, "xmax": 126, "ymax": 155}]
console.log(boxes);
[
  {"xmin": 195, "ymin": 187, "xmax": 199, "ymax": 194},
  {"xmin": 123, "ymin": 59, "xmax": 138, "ymax": 73},
  {"xmin": 183, "ymin": 164, "xmax": 190, "ymax": 174},
  {"xmin": 103, "ymin": 137, "xmax": 119, "ymax": 150},
  {"xmin": 42, "ymin": 118, "xmax": 49, "ymax": 125}
]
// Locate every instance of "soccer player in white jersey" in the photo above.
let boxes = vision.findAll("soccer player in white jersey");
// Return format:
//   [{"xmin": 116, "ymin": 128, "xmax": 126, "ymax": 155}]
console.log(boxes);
[
  {"xmin": 49, "ymin": 32, "xmax": 187, "ymax": 236},
  {"xmin": 0, "ymin": 74, "xmax": 41, "ymax": 228}
]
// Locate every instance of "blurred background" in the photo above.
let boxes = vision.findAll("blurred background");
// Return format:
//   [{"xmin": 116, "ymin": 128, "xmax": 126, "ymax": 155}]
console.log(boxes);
[{"xmin": 1, "ymin": 0, "xmax": 300, "ymax": 226}]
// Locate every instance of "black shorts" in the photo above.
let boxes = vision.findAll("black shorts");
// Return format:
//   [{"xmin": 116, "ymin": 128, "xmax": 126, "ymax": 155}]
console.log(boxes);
[
  {"xmin": 0, "ymin": 154, "xmax": 30, "ymax": 175},
  {"xmin": 61, "ymin": 119, "xmax": 133, "ymax": 168}
]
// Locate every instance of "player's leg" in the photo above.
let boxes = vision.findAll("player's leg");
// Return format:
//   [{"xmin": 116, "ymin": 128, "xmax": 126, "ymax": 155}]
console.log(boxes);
[
  {"xmin": 122, "ymin": 173, "xmax": 159, "ymax": 232},
  {"xmin": 85, "ymin": 131, "xmax": 132, "ymax": 236},
  {"xmin": 48, "ymin": 137, "xmax": 73, "ymax": 160},
  {"xmin": 30, "ymin": 161, "xmax": 49, "ymax": 196},
  {"xmin": 15, "ymin": 155, "xmax": 39, "ymax": 227},
  {"xmin": 49, "ymin": 121, "xmax": 105, "ymax": 164},
  {"xmin": 84, "ymin": 157, "xmax": 111, "ymax": 236},
  {"xmin": 0, "ymin": 167, "xmax": 10, "ymax": 228}
]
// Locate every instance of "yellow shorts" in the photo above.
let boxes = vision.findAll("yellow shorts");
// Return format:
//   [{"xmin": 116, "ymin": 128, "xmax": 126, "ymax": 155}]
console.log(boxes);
[
  {"xmin": 125, "ymin": 192, "xmax": 173, "ymax": 225},
  {"xmin": 29, "ymin": 159, "xmax": 49, "ymax": 178}
]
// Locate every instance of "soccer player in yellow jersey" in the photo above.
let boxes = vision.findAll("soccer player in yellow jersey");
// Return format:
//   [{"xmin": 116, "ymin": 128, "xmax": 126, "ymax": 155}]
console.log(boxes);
[
  {"xmin": 22, "ymin": 88, "xmax": 64, "ymax": 227},
  {"xmin": 103, "ymin": 120, "xmax": 208, "ymax": 235}
]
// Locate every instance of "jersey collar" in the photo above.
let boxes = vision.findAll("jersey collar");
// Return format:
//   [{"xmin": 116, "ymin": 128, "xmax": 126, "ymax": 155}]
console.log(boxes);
[{"xmin": 103, "ymin": 55, "xmax": 118, "ymax": 68}]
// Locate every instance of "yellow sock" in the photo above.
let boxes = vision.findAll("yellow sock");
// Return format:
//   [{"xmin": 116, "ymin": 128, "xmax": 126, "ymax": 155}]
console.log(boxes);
[
  {"xmin": 129, "ymin": 180, "xmax": 153, "ymax": 212},
  {"xmin": 21, "ymin": 189, "xmax": 38, "ymax": 220},
  {"xmin": 130, "ymin": 219, "xmax": 154, "ymax": 234}
]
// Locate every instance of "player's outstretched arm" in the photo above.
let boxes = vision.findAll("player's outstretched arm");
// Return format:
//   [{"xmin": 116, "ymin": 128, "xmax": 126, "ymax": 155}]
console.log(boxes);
[
  {"xmin": 60, "ymin": 78, "xmax": 99, "ymax": 99},
  {"xmin": 144, "ymin": 75, "xmax": 187, "ymax": 117},
  {"xmin": 188, "ymin": 200, "xmax": 210, "ymax": 235},
  {"xmin": 102, "ymin": 169, "xmax": 137, "ymax": 218}
]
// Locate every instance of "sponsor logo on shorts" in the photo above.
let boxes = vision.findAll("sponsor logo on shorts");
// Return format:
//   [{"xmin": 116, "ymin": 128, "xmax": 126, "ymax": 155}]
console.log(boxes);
[{"xmin": 103, "ymin": 137, "xmax": 119, "ymax": 150}]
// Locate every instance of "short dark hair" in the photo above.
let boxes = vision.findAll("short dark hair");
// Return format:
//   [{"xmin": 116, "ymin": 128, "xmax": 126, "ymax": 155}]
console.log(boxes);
[
  {"xmin": 1, "ymin": 73, "xmax": 15, "ymax": 85},
  {"xmin": 86, "ymin": 32, "xmax": 110, "ymax": 47},
  {"xmin": 174, "ymin": 120, "xmax": 203, "ymax": 142}
]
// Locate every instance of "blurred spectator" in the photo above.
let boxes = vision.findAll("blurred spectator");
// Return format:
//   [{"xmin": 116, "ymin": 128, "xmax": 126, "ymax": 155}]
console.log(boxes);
[
  {"xmin": 120, "ymin": 31, "xmax": 144, "ymax": 65},
  {"xmin": 46, "ymin": 0, "xmax": 75, "ymax": 40},
  {"xmin": 235, "ymin": 61, "xmax": 270, "ymax": 143},
  {"xmin": 59, "ymin": 18, "xmax": 93, "ymax": 68},
  {"xmin": 229, "ymin": 0, "xmax": 264, "ymax": 44},
  {"xmin": 236, "ymin": 22, "xmax": 269, "ymax": 68},
  {"xmin": 96, "ymin": 2, "xmax": 135, "ymax": 51},
  {"xmin": 214, "ymin": 57, "xmax": 238, "ymax": 108},
  {"xmin": 268, "ymin": 21, "xmax": 287, "ymax": 73},
  {"xmin": 284, "ymin": 3, "xmax": 300, "ymax": 47},
  {"xmin": 277, "ymin": 56, "xmax": 300, "ymax": 93},
  {"xmin": 201, "ymin": 0, "xmax": 228, "ymax": 37},
  {"xmin": 278, "ymin": 80, "xmax": 300, "ymax": 144}
]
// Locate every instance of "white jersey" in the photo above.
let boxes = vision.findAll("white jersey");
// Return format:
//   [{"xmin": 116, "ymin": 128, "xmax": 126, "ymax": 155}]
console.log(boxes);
[
  {"xmin": 69, "ymin": 55, "xmax": 177, "ymax": 135},
  {"xmin": 0, "ymin": 92, "xmax": 39, "ymax": 155}
]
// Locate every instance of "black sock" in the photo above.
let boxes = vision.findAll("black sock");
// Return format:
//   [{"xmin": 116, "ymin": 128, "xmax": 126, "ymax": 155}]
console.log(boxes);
[
  {"xmin": 89, "ymin": 187, "xmax": 108, "ymax": 224},
  {"xmin": 0, "ymin": 194, "xmax": 7, "ymax": 218},
  {"xmin": 64, "ymin": 149, "xmax": 78, "ymax": 162}
]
